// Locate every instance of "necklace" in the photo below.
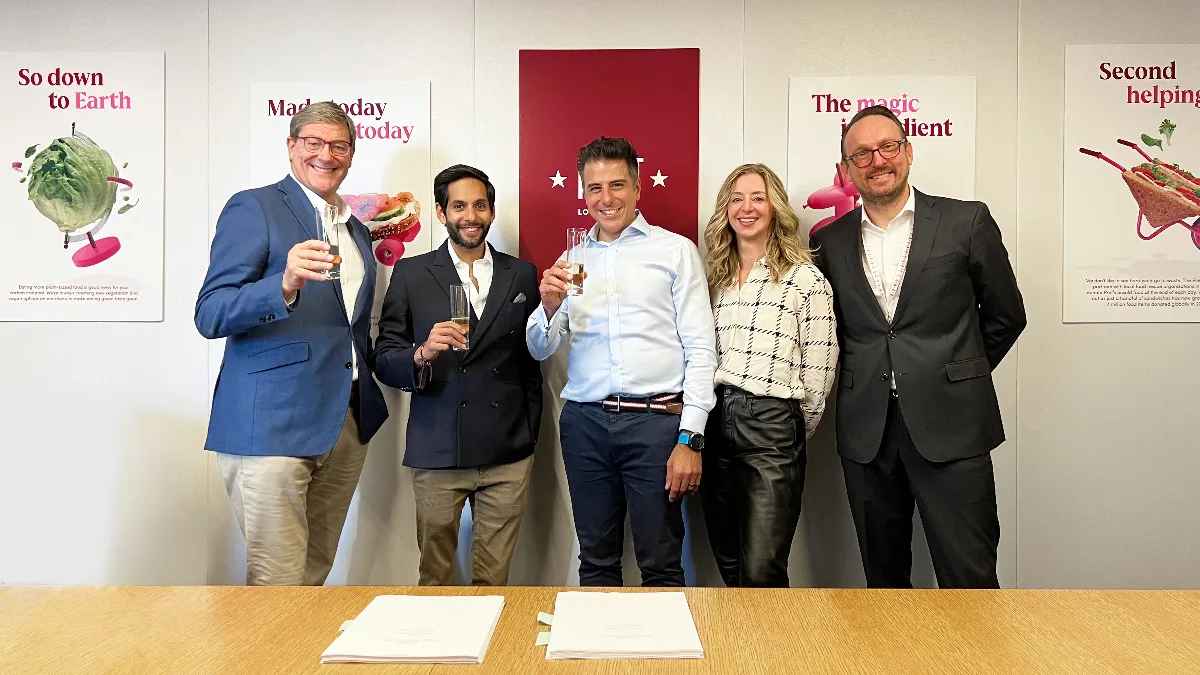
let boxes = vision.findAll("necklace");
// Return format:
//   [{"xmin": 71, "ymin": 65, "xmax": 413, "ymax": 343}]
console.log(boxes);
[{"xmin": 861, "ymin": 221, "xmax": 912, "ymax": 323}]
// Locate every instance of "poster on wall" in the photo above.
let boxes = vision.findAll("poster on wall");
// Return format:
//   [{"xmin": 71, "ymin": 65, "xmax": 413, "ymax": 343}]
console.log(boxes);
[
  {"xmin": 787, "ymin": 76, "xmax": 977, "ymax": 240},
  {"xmin": 1064, "ymin": 45, "xmax": 1200, "ymax": 322},
  {"xmin": 1, "ymin": 52, "xmax": 164, "ymax": 321},
  {"xmin": 518, "ymin": 49, "xmax": 699, "ymax": 275},
  {"xmin": 249, "ymin": 81, "xmax": 432, "ymax": 327}
]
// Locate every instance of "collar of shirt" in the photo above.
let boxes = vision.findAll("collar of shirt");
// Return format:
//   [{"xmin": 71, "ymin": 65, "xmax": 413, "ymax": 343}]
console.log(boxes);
[
  {"xmin": 860, "ymin": 186, "xmax": 915, "ymax": 234},
  {"xmin": 586, "ymin": 211, "xmax": 651, "ymax": 245},
  {"xmin": 723, "ymin": 257, "xmax": 770, "ymax": 290},
  {"xmin": 447, "ymin": 242, "xmax": 493, "ymax": 316},
  {"xmin": 447, "ymin": 240, "xmax": 493, "ymax": 270},
  {"xmin": 291, "ymin": 173, "xmax": 349, "ymax": 224}
]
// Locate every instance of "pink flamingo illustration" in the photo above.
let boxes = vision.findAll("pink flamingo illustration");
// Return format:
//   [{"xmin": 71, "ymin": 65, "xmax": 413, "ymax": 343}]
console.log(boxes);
[
  {"xmin": 804, "ymin": 163, "xmax": 860, "ymax": 237},
  {"xmin": 1079, "ymin": 139, "xmax": 1200, "ymax": 250}
]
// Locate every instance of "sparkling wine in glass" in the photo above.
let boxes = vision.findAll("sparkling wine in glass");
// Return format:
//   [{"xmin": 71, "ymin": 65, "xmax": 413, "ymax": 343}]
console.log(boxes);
[
  {"xmin": 450, "ymin": 284, "xmax": 471, "ymax": 350},
  {"xmin": 320, "ymin": 218, "xmax": 342, "ymax": 281},
  {"xmin": 566, "ymin": 227, "xmax": 588, "ymax": 296}
]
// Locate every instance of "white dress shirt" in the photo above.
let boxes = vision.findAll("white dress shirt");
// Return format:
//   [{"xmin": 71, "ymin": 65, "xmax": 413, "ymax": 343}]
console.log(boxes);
[
  {"xmin": 713, "ymin": 261, "xmax": 839, "ymax": 438},
  {"xmin": 526, "ymin": 212, "xmax": 717, "ymax": 433},
  {"xmin": 861, "ymin": 187, "xmax": 915, "ymax": 390},
  {"xmin": 860, "ymin": 186, "xmax": 916, "ymax": 324},
  {"xmin": 294, "ymin": 174, "xmax": 364, "ymax": 380},
  {"xmin": 447, "ymin": 242, "xmax": 494, "ymax": 318}
]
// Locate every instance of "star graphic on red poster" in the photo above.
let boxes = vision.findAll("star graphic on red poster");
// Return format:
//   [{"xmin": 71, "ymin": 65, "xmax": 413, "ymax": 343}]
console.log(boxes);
[{"xmin": 519, "ymin": 48, "xmax": 699, "ymax": 273}]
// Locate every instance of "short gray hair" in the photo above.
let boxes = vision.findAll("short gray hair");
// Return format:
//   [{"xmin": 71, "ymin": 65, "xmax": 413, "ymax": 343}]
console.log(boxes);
[{"xmin": 289, "ymin": 101, "xmax": 356, "ymax": 146}]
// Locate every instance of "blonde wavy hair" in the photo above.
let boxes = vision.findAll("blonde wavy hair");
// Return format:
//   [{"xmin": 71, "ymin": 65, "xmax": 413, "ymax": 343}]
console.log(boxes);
[{"xmin": 704, "ymin": 163, "xmax": 813, "ymax": 294}]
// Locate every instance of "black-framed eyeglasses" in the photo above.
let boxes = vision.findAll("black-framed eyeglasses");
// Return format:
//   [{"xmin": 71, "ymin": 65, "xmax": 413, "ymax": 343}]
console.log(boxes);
[
  {"xmin": 293, "ymin": 136, "xmax": 353, "ymax": 157},
  {"xmin": 844, "ymin": 139, "xmax": 907, "ymax": 168}
]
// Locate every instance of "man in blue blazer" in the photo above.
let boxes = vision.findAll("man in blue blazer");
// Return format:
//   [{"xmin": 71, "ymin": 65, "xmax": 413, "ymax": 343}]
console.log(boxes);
[
  {"xmin": 196, "ymin": 102, "xmax": 387, "ymax": 585},
  {"xmin": 374, "ymin": 165, "xmax": 542, "ymax": 586}
]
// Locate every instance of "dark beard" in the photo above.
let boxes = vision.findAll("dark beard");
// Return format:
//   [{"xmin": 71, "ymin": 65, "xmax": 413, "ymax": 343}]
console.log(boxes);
[{"xmin": 446, "ymin": 222, "xmax": 489, "ymax": 249}]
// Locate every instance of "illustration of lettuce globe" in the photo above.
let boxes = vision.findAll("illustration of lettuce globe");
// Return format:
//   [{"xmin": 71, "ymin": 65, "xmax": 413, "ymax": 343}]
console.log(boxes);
[{"xmin": 26, "ymin": 135, "xmax": 118, "ymax": 233}]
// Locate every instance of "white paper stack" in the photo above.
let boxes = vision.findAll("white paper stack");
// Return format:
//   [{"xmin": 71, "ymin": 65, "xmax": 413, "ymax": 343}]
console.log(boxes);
[
  {"xmin": 545, "ymin": 591, "xmax": 703, "ymax": 660},
  {"xmin": 321, "ymin": 595, "xmax": 505, "ymax": 664}
]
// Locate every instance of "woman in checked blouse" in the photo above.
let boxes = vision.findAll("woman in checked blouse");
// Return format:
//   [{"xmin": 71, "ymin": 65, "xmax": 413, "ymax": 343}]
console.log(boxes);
[{"xmin": 701, "ymin": 163, "xmax": 839, "ymax": 587}]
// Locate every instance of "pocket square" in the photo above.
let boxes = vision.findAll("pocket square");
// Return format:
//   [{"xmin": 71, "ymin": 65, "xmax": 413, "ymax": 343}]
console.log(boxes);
[{"xmin": 513, "ymin": 292, "xmax": 527, "ymax": 303}]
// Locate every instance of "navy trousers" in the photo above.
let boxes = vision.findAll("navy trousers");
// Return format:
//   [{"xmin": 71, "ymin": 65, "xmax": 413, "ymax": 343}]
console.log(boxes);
[{"xmin": 559, "ymin": 401, "xmax": 685, "ymax": 586}]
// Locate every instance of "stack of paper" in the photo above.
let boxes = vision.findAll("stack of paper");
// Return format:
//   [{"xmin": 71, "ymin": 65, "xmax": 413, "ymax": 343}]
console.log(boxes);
[
  {"xmin": 545, "ymin": 591, "xmax": 703, "ymax": 660},
  {"xmin": 321, "ymin": 595, "xmax": 505, "ymax": 664}
]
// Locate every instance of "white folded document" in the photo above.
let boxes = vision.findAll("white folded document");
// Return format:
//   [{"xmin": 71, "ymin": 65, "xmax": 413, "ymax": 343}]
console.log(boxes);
[
  {"xmin": 545, "ymin": 591, "xmax": 703, "ymax": 660},
  {"xmin": 321, "ymin": 595, "xmax": 505, "ymax": 664}
]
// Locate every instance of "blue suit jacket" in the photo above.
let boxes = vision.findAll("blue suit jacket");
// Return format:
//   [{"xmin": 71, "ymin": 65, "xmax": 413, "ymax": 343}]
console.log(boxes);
[{"xmin": 196, "ymin": 175, "xmax": 388, "ymax": 457}]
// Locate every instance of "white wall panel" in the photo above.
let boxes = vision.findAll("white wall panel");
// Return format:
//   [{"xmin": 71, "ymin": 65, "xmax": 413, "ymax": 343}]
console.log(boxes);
[{"xmin": 0, "ymin": 0, "xmax": 210, "ymax": 585}]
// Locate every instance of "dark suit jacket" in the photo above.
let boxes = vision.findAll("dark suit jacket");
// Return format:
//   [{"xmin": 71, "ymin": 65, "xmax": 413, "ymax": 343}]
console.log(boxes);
[
  {"xmin": 196, "ymin": 175, "xmax": 388, "ymax": 456},
  {"xmin": 811, "ymin": 190, "xmax": 1026, "ymax": 463},
  {"xmin": 374, "ymin": 242, "xmax": 543, "ymax": 469}
]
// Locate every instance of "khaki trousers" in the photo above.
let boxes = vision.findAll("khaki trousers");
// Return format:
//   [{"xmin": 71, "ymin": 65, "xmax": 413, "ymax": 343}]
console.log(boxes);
[
  {"xmin": 410, "ymin": 454, "xmax": 535, "ymax": 586},
  {"xmin": 217, "ymin": 407, "xmax": 367, "ymax": 586}
]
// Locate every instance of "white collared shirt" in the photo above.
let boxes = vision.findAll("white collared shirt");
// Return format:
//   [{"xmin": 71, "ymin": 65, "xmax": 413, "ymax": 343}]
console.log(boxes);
[
  {"xmin": 525, "ymin": 211, "xmax": 717, "ymax": 433},
  {"xmin": 447, "ymin": 242, "xmax": 494, "ymax": 318},
  {"xmin": 292, "ymin": 174, "xmax": 364, "ymax": 380},
  {"xmin": 713, "ymin": 260, "xmax": 839, "ymax": 438},
  {"xmin": 860, "ymin": 187, "xmax": 916, "ymax": 323}
]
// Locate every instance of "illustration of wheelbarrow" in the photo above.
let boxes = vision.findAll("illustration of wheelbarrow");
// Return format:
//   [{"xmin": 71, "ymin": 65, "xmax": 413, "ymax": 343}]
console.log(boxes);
[
  {"xmin": 1079, "ymin": 139, "xmax": 1200, "ymax": 250},
  {"xmin": 803, "ymin": 163, "xmax": 860, "ymax": 237}
]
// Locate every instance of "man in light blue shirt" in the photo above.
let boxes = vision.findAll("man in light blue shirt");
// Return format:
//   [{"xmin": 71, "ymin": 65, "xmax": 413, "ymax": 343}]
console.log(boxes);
[{"xmin": 526, "ymin": 136, "xmax": 716, "ymax": 586}]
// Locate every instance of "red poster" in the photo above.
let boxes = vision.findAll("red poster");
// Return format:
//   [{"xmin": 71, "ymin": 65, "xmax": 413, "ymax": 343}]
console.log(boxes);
[{"xmin": 518, "ymin": 48, "xmax": 700, "ymax": 274}]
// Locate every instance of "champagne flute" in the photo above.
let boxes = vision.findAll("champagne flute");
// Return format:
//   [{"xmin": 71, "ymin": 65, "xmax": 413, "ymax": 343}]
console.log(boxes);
[
  {"xmin": 449, "ymin": 284, "xmax": 470, "ymax": 350},
  {"xmin": 566, "ymin": 227, "xmax": 587, "ymax": 296},
  {"xmin": 320, "ymin": 214, "xmax": 342, "ymax": 281}
]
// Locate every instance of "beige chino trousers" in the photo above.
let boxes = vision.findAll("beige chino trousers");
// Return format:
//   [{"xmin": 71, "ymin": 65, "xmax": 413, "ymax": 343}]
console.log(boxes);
[
  {"xmin": 217, "ymin": 407, "xmax": 367, "ymax": 586},
  {"xmin": 410, "ymin": 454, "xmax": 535, "ymax": 586}
]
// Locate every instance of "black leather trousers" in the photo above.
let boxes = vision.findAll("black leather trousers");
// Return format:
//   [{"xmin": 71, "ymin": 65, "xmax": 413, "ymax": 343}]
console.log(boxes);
[{"xmin": 701, "ymin": 384, "xmax": 807, "ymax": 587}]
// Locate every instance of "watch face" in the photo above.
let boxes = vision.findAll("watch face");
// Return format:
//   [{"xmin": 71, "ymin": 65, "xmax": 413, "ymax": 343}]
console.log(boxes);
[{"xmin": 690, "ymin": 434, "xmax": 705, "ymax": 451}]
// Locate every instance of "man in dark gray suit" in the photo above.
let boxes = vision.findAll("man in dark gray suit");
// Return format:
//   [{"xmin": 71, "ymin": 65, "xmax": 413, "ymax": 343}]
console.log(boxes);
[
  {"xmin": 810, "ymin": 105, "xmax": 1026, "ymax": 589},
  {"xmin": 374, "ymin": 164, "xmax": 542, "ymax": 586}
]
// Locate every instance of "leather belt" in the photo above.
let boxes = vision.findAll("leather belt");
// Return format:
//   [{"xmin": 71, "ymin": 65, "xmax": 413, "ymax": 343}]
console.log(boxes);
[{"xmin": 587, "ymin": 393, "xmax": 684, "ymax": 415}]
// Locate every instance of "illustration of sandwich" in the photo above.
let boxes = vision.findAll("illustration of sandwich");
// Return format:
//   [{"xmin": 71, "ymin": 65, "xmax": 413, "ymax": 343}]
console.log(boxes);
[
  {"xmin": 1122, "ymin": 160, "xmax": 1200, "ymax": 228},
  {"xmin": 342, "ymin": 191, "xmax": 422, "ymax": 265},
  {"xmin": 1079, "ymin": 138, "xmax": 1200, "ymax": 250}
]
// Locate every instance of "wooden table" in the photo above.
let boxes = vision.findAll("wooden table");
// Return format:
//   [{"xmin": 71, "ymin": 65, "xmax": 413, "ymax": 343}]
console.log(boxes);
[{"xmin": 1, "ymin": 585, "xmax": 1198, "ymax": 674}]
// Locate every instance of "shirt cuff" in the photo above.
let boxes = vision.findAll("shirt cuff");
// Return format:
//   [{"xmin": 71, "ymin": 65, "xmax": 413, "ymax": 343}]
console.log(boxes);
[
  {"xmin": 529, "ymin": 303, "xmax": 551, "ymax": 331},
  {"xmin": 679, "ymin": 406, "xmax": 708, "ymax": 436}
]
